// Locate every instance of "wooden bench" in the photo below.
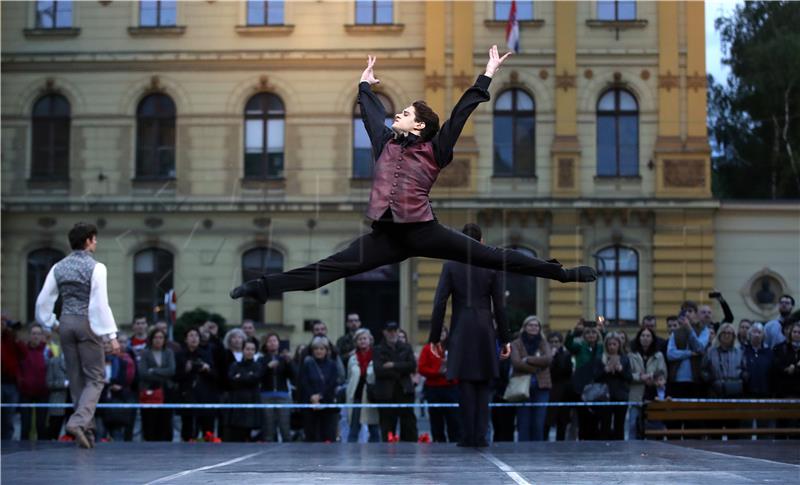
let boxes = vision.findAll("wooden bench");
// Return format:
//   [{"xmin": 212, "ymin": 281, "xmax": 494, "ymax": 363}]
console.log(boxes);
[{"xmin": 644, "ymin": 400, "xmax": 800, "ymax": 438}]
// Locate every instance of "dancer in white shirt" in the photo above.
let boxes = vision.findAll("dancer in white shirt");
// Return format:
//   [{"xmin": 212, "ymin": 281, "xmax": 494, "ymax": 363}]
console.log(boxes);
[{"xmin": 36, "ymin": 222, "xmax": 119, "ymax": 448}]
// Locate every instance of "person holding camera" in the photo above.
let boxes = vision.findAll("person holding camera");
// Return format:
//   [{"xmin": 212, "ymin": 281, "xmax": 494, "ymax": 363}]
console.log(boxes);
[{"xmin": 700, "ymin": 290, "xmax": 735, "ymax": 333}]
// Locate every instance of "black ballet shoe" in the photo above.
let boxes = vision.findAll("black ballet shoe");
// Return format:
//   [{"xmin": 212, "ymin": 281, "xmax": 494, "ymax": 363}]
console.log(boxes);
[
  {"xmin": 561, "ymin": 266, "xmax": 598, "ymax": 283},
  {"xmin": 229, "ymin": 277, "xmax": 269, "ymax": 303}
]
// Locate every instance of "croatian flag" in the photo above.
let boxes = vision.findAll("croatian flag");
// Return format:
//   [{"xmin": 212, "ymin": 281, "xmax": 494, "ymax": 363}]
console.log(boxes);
[{"xmin": 505, "ymin": 0, "xmax": 520, "ymax": 53}]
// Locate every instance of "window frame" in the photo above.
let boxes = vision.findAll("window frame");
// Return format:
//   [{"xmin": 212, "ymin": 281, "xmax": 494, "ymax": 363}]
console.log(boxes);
[
  {"xmin": 246, "ymin": 0, "xmax": 285, "ymax": 26},
  {"xmin": 133, "ymin": 248, "xmax": 174, "ymax": 323},
  {"xmin": 354, "ymin": 0, "xmax": 393, "ymax": 25},
  {"xmin": 493, "ymin": 88, "xmax": 536, "ymax": 178},
  {"xmin": 597, "ymin": 0, "xmax": 636, "ymax": 21},
  {"xmin": 139, "ymin": 0, "xmax": 177, "ymax": 28},
  {"xmin": 596, "ymin": 88, "xmax": 639, "ymax": 177},
  {"xmin": 31, "ymin": 94, "xmax": 71, "ymax": 181},
  {"xmin": 243, "ymin": 92, "xmax": 286, "ymax": 180},
  {"xmin": 493, "ymin": 1, "xmax": 534, "ymax": 21},
  {"xmin": 595, "ymin": 245, "xmax": 639, "ymax": 327},
  {"xmin": 241, "ymin": 247, "xmax": 284, "ymax": 324},
  {"xmin": 135, "ymin": 93, "xmax": 177, "ymax": 180}
]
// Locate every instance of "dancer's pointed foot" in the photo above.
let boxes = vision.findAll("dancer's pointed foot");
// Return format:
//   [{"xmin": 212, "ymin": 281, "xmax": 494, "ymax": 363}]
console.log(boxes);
[
  {"xmin": 562, "ymin": 266, "xmax": 597, "ymax": 283},
  {"xmin": 229, "ymin": 277, "xmax": 269, "ymax": 303}
]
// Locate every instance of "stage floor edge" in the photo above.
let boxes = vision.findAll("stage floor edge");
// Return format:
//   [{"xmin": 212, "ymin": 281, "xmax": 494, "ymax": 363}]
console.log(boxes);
[{"xmin": 2, "ymin": 440, "xmax": 799, "ymax": 485}]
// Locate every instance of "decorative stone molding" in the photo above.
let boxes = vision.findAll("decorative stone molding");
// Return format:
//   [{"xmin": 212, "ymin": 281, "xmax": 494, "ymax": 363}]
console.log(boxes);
[
  {"xmin": 24, "ymin": 28, "xmax": 81, "ymax": 38},
  {"xmin": 555, "ymin": 70, "xmax": 576, "ymax": 91},
  {"xmin": 344, "ymin": 24, "xmax": 404, "ymax": 35},
  {"xmin": 583, "ymin": 69, "xmax": 593, "ymax": 80},
  {"xmin": 128, "ymin": 26, "xmax": 187, "ymax": 36},
  {"xmin": 235, "ymin": 25, "xmax": 295, "ymax": 36},
  {"xmin": 663, "ymin": 159, "xmax": 705, "ymax": 188},
  {"xmin": 739, "ymin": 268, "xmax": 794, "ymax": 319},
  {"xmin": 557, "ymin": 158, "xmax": 575, "ymax": 188},
  {"xmin": 658, "ymin": 70, "xmax": 679, "ymax": 91},
  {"xmin": 538, "ymin": 69, "xmax": 548, "ymax": 80},
  {"xmin": 686, "ymin": 72, "xmax": 707, "ymax": 92},
  {"xmin": 640, "ymin": 69, "xmax": 650, "ymax": 81},
  {"xmin": 453, "ymin": 71, "xmax": 473, "ymax": 91},
  {"xmin": 424, "ymin": 71, "xmax": 445, "ymax": 91}
]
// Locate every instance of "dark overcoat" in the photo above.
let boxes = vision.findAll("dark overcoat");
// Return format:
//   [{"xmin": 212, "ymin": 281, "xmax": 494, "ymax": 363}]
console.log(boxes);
[{"xmin": 429, "ymin": 261, "xmax": 510, "ymax": 381}]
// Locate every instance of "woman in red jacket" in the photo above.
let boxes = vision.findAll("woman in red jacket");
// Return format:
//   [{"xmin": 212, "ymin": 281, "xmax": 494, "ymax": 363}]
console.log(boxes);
[
  {"xmin": 17, "ymin": 324, "xmax": 50, "ymax": 440},
  {"xmin": 418, "ymin": 326, "xmax": 461, "ymax": 443}
]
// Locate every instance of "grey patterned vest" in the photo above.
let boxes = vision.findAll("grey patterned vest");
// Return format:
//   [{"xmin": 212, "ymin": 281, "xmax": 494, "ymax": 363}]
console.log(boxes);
[{"xmin": 53, "ymin": 250, "xmax": 97, "ymax": 317}]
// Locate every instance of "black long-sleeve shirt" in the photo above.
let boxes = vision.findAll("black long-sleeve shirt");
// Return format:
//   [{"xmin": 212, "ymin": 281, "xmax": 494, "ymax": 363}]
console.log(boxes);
[{"xmin": 357, "ymin": 75, "xmax": 492, "ymax": 170}]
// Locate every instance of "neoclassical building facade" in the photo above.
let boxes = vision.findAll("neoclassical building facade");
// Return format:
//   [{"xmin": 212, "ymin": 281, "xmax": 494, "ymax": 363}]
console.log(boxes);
[{"xmin": 2, "ymin": 1, "xmax": 797, "ymax": 344}]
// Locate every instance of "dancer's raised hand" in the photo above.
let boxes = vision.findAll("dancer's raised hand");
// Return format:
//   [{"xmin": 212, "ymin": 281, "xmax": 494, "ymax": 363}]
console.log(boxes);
[
  {"xmin": 484, "ymin": 45, "xmax": 512, "ymax": 78},
  {"xmin": 360, "ymin": 55, "xmax": 380, "ymax": 85}
]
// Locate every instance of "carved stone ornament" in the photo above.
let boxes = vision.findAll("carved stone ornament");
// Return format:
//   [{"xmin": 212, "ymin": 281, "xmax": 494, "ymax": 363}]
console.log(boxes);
[
  {"xmin": 583, "ymin": 69, "xmax": 593, "ymax": 80},
  {"xmin": 658, "ymin": 70, "xmax": 679, "ymax": 91},
  {"xmin": 557, "ymin": 158, "xmax": 574, "ymax": 188},
  {"xmin": 538, "ymin": 69, "xmax": 548, "ymax": 80},
  {"xmin": 640, "ymin": 69, "xmax": 650, "ymax": 81},
  {"xmin": 663, "ymin": 159, "xmax": 705, "ymax": 188},
  {"xmin": 686, "ymin": 72, "xmax": 707, "ymax": 92},
  {"xmin": 425, "ymin": 71, "xmax": 445, "ymax": 91},
  {"xmin": 555, "ymin": 70, "xmax": 576, "ymax": 91}
]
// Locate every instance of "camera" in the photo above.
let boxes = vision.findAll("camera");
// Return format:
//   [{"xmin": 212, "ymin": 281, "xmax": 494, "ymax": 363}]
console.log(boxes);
[{"xmin": 708, "ymin": 291, "xmax": 722, "ymax": 299}]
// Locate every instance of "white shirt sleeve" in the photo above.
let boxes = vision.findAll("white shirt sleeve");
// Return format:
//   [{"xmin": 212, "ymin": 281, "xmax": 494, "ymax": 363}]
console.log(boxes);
[
  {"xmin": 35, "ymin": 267, "xmax": 60, "ymax": 331},
  {"xmin": 89, "ymin": 263, "xmax": 118, "ymax": 339}
]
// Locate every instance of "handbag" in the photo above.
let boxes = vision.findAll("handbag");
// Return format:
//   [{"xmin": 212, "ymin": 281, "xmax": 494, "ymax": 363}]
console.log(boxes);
[
  {"xmin": 581, "ymin": 383, "xmax": 610, "ymax": 402},
  {"xmin": 139, "ymin": 387, "xmax": 165, "ymax": 404},
  {"xmin": 503, "ymin": 375, "xmax": 531, "ymax": 402}
]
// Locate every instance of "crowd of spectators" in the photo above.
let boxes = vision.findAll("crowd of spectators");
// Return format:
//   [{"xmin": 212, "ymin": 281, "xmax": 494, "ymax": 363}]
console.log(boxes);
[{"xmin": 1, "ymin": 292, "xmax": 798, "ymax": 443}]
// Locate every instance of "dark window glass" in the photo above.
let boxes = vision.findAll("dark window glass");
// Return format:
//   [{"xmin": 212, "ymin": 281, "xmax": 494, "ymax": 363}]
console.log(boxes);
[
  {"xmin": 27, "ymin": 249, "xmax": 65, "ymax": 324},
  {"xmin": 31, "ymin": 94, "xmax": 71, "ymax": 180},
  {"xmin": 140, "ymin": 0, "xmax": 177, "ymax": 27},
  {"xmin": 494, "ymin": 1, "xmax": 534, "ymax": 21},
  {"xmin": 595, "ymin": 245, "xmax": 639, "ymax": 326},
  {"xmin": 136, "ymin": 94, "xmax": 176, "ymax": 179},
  {"xmin": 242, "ymin": 248, "xmax": 284, "ymax": 323},
  {"xmin": 501, "ymin": 246, "xmax": 537, "ymax": 335},
  {"xmin": 493, "ymin": 89, "xmax": 535, "ymax": 177},
  {"xmin": 134, "ymin": 248, "xmax": 174, "ymax": 323},
  {"xmin": 596, "ymin": 89, "xmax": 638, "ymax": 177},
  {"xmin": 352, "ymin": 93, "xmax": 394, "ymax": 179},
  {"xmin": 244, "ymin": 93, "xmax": 285, "ymax": 179}
]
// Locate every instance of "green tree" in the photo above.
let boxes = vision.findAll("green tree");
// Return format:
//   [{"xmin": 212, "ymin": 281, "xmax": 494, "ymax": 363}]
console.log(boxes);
[
  {"xmin": 173, "ymin": 307, "xmax": 227, "ymax": 342},
  {"xmin": 709, "ymin": 1, "xmax": 800, "ymax": 199}
]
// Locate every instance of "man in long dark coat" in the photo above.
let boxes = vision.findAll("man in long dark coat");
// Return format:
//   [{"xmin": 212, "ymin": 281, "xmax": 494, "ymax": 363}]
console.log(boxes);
[{"xmin": 428, "ymin": 223, "xmax": 511, "ymax": 447}]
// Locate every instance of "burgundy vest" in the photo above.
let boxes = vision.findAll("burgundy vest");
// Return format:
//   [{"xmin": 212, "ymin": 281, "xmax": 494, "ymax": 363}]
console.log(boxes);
[{"xmin": 366, "ymin": 139, "xmax": 440, "ymax": 223}]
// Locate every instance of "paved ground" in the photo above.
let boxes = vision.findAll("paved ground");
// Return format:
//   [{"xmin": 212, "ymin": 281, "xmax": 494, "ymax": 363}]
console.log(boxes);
[{"xmin": 2, "ymin": 440, "xmax": 798, "ymax": 484}]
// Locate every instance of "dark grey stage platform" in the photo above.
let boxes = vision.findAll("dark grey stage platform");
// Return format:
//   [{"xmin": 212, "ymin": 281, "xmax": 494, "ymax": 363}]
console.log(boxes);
[{"xmin": 2, "ymin": 440, "xmax": 798, "ymax": 485}]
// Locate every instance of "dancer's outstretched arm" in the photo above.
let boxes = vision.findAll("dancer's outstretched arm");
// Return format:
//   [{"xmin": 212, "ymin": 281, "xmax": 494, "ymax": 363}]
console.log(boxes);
[
  {"xmin": 358, "ymin": 55, "xmax": 393, "ymax": 160},
  {"xmin": 432, "ymin": 45, "xmax": 512, "ymax": 169}
]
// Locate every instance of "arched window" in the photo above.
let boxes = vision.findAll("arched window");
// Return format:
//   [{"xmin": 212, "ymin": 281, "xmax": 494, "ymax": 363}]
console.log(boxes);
[
  {"xmin": 244, "ymin": 93, "xmax": 285, "ymax": 179},
  {"xmin": 493, "ymin": 89, "xmax": 535, "ymax": 177},
  {"xmin": 353, "ymin": 93, "xmax": 394, "ymax": 179},
  {"xmin": 242, "ymin": 247, "xmax": 284, "ymax": 323},
  {"xmin": 134, "ymin": 248, "xmax": 174, "ymax": 322},
  {"xmin": 595, "ymin": 245, "xmax": 639, "ymax": 326},
  {"xmin": 597, "ymin": 88, "xmax": 638, "ymax": 177},
  {"xmin": 136, "ymin": 94, "xmax": 176, "ymax": 179},
  {"xmin": 501, "ymin": 246, "xmax": 537, "ymax": 334},
  {"xmin": 31, "ymin": 94, "xmax": 71, "ymax": 180},
  {"xmin": 27, "ymin": 248, "xmax": 65, "ymax": 324}
]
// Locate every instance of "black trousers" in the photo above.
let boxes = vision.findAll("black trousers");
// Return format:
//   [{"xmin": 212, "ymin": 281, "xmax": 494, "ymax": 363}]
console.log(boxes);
[
  {"xmin": 379, "ymin": 407, "xmax": 418, "ymax": 442},
  {"xmin": 303, "ymin": 409, "xmax": 337, "ymax": 443},
  {"xmin": 424, "ymin": 385, "xmax": 461, "ymax": 443},
  {"xmin": 142, "ymin": 409, "xmax": 174, "ymax": 441},
  {"xmin": 599, "ymin": 404, "xmax": 627, "ymax": 440},
  {"xmin": 458, "ymin": 380, "xmax": 491, "ymax": 445},
  {"xmin": 491, "ymin": 401, "xmax": 516, "ymax": 442},
  {"xmin": 262, "ymin": 219, "xmax": 566, "ymax": 295}
]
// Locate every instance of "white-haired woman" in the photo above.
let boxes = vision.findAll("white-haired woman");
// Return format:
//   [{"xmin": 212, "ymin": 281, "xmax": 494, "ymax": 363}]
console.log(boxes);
[
  {"xmin": 743, "ymin": 323, "xmax": 772, "ymax": 398},
  {"xmin": 702, "ymin": 323, "xmax": 745, "ymax": 398},
  {"xmin": 345, "ymin": 328, "xmax": 380, "ymax": 442},
  {"xmin": 300, "ymin": 336, "xmax": 339, "ymax": 442}
]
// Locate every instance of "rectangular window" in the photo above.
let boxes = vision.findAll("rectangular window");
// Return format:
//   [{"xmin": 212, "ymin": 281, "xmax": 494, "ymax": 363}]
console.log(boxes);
[
  {"xmin": 598, "ymin": 0, "xmax": 636, "ymax": 21},
  {"xmin": 596, "ymin": 115, "xmax": 617, "ymax": 176},
  {"xmin": 36, "ymin": 1, "xmax": 72, "ymax": 29},
  {"xmin": 494, "ymin": 1, "xmax": 534, "ymax": 21},
  {"xmin": 247, "ymin": 1, "xmax": 285, "ymax": 26},
  {"xmin": 140, "ymin": 0, "xmax": 177, "ymax": 27},
  {"xmin": 355, "ymin": 0, "xmax": 393, "ymax": 25}
]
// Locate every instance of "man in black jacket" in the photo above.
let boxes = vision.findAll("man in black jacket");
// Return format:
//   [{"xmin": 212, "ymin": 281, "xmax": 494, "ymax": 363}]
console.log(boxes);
[{"xmin": 372, "ymin": 321, "xmax": 417, "ymax": 442}]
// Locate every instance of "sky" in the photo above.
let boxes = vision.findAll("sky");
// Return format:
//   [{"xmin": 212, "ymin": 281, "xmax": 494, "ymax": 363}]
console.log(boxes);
[{"xmin": 705, "ymin": 0, "xmax": 742, "ymax": 83}]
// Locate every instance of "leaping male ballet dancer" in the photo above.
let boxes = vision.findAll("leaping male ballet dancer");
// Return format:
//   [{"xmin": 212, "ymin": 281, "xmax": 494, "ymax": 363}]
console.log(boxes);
[{"xmin": 231, "ymin": 46, "xmax": 597, "ymax": 307}]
